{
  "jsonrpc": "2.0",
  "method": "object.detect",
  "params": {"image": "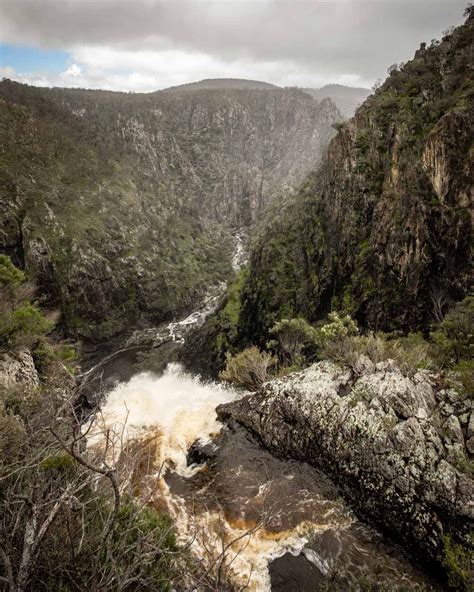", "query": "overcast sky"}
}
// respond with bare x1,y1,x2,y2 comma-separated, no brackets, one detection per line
0,0,468,92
